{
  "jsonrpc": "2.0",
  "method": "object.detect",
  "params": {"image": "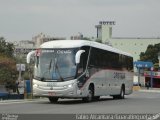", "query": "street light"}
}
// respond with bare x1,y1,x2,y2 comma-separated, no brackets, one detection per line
150,67,154,88
158,52,160,68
